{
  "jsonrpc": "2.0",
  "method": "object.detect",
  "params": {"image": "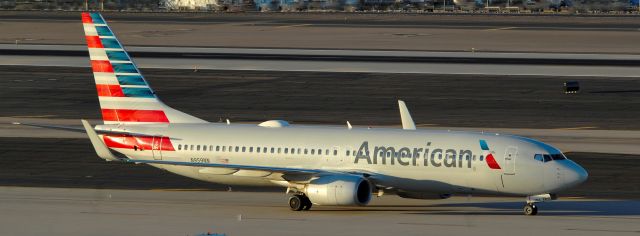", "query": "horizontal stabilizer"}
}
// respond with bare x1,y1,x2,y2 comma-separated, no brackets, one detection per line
81,119,121,162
